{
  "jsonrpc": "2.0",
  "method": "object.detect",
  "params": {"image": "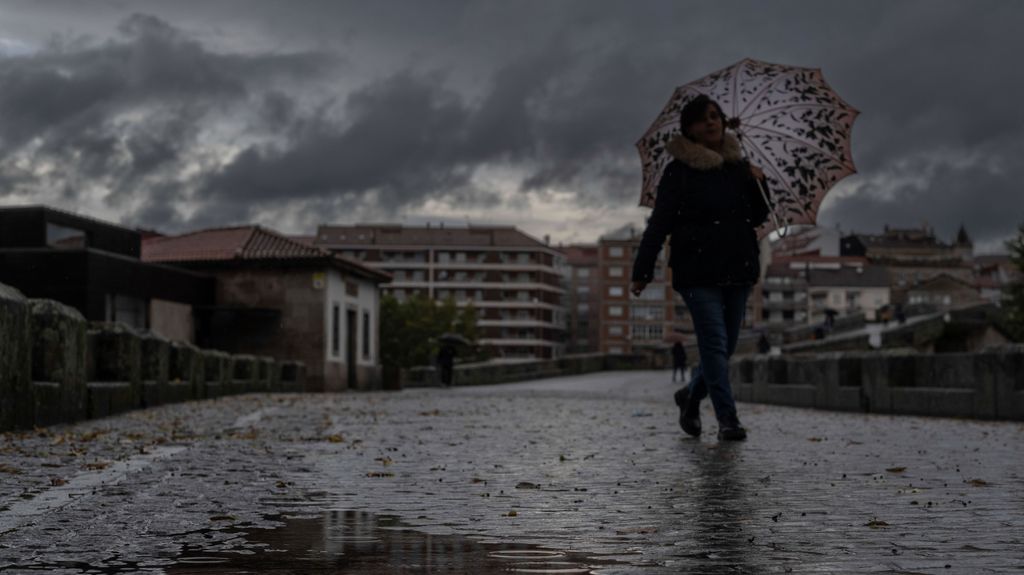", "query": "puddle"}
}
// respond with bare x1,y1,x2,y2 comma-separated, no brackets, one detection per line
166,510,620,574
